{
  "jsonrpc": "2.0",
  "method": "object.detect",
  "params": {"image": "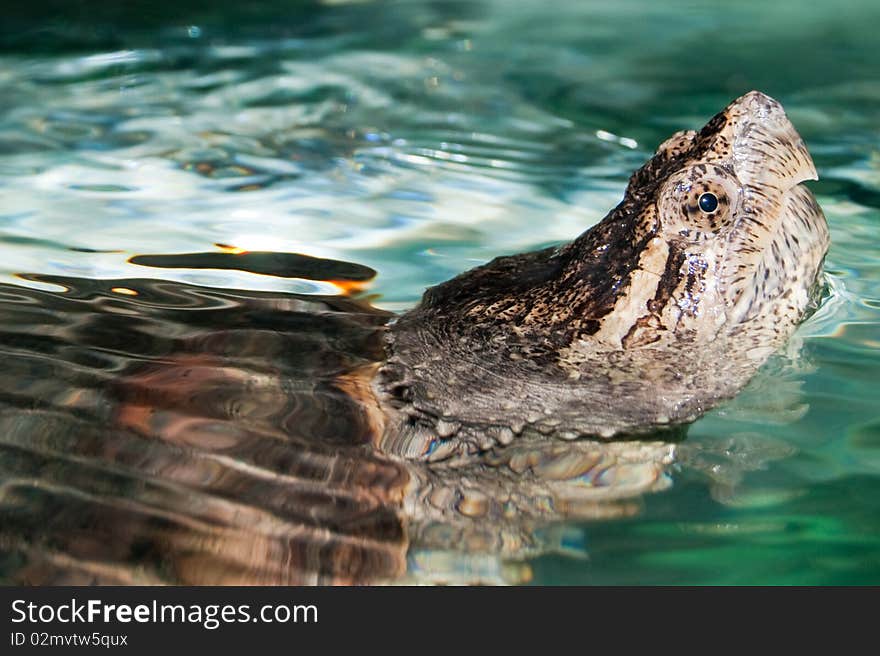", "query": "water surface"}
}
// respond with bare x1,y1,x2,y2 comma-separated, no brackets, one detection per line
1,0,879,584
